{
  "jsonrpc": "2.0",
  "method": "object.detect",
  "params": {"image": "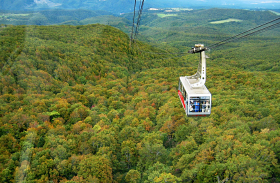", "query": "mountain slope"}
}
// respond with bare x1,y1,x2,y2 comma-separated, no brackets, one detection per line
0,23,280,182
